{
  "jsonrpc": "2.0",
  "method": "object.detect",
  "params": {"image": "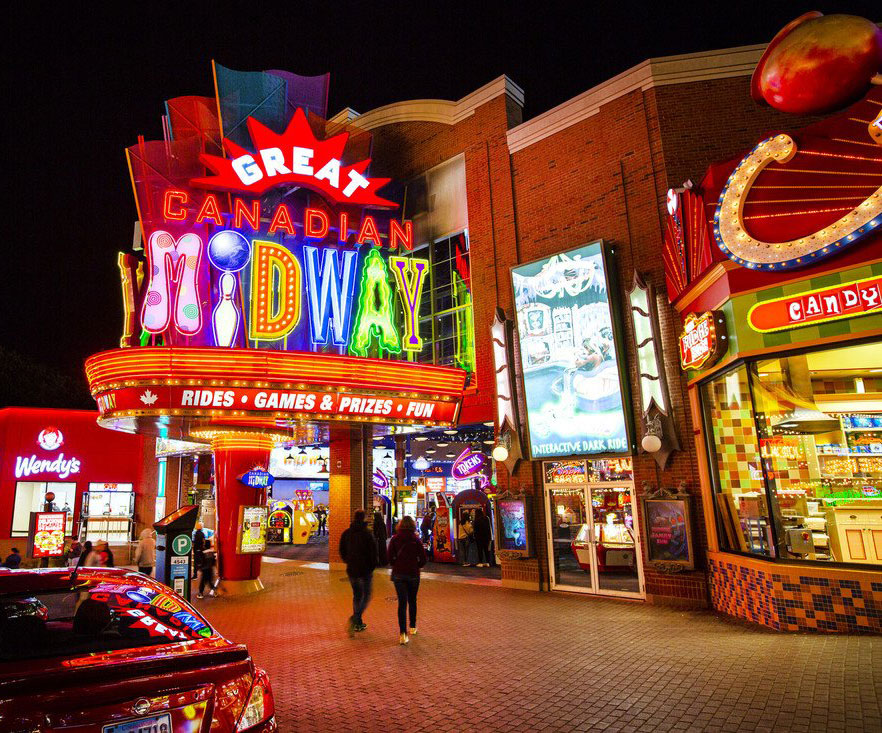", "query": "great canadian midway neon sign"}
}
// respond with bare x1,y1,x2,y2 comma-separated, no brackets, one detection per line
128,107,433,358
